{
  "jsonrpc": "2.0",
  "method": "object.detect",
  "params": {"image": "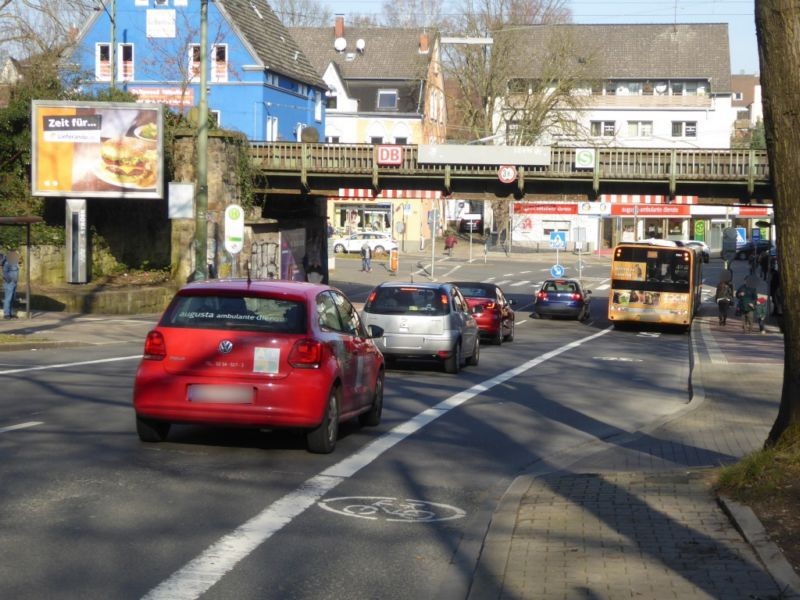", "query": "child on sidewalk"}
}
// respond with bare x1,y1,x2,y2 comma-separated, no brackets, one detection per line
755,296,768,334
